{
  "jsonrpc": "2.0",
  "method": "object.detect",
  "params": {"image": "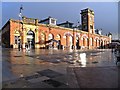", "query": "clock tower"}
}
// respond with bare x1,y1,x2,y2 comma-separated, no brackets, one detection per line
81,8,95,34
